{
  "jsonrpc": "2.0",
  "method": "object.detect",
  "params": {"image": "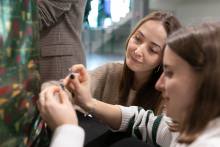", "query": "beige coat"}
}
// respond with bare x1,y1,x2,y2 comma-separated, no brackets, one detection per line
38,0,87,83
